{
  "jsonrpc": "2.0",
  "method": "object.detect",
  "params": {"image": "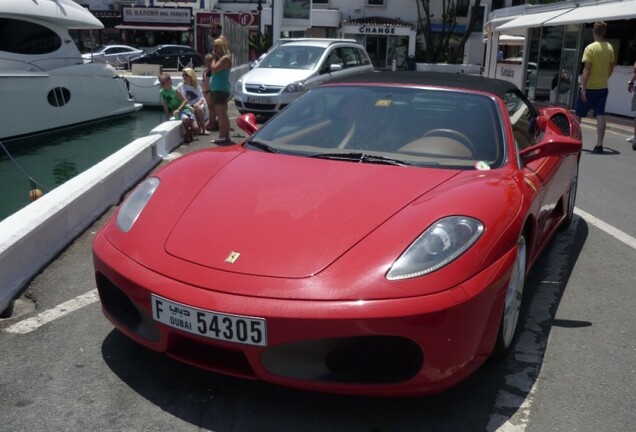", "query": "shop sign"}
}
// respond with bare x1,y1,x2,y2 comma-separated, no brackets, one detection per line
122,6,191,24
359,26,396,35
